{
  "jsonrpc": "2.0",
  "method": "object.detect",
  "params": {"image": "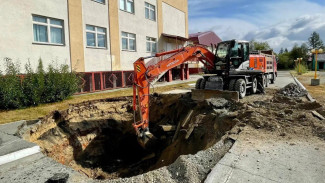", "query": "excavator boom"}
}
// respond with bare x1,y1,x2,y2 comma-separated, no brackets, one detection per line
132,45,215,148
